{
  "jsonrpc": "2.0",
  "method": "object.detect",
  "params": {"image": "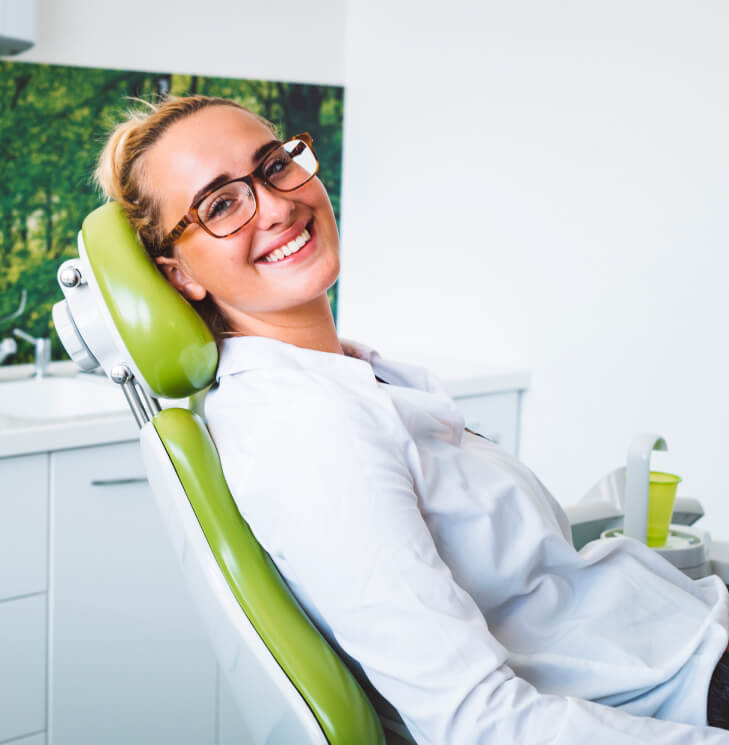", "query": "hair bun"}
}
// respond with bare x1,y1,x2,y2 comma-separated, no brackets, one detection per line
95,117,140,205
